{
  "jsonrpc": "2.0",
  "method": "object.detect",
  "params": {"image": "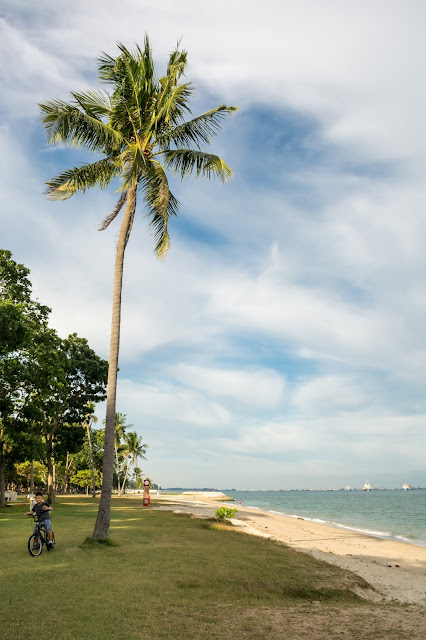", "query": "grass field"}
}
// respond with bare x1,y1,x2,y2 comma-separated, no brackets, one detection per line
1,496,424,639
